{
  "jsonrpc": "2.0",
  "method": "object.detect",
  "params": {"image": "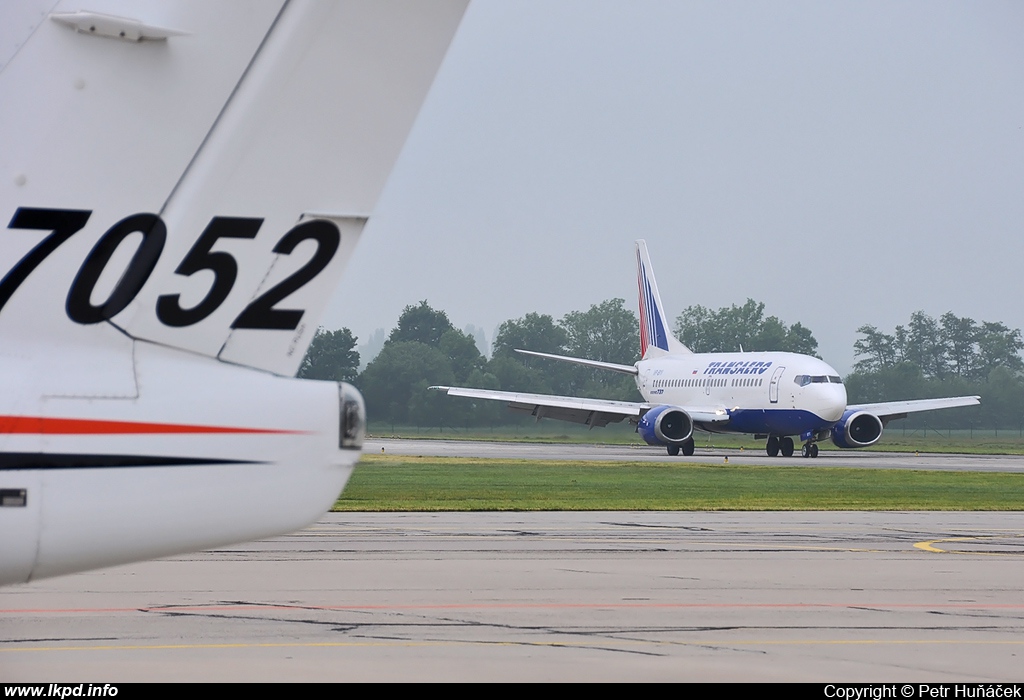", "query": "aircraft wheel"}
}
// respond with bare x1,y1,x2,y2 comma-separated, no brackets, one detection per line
801,443,811,458
682,438,695,456
810,443,819,458
766,436,780,457
667,444,680,456
781,437,794,457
